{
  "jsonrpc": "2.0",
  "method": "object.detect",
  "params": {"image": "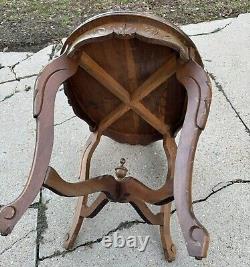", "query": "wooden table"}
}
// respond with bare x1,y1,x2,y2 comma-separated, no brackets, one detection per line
0,11,212,262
